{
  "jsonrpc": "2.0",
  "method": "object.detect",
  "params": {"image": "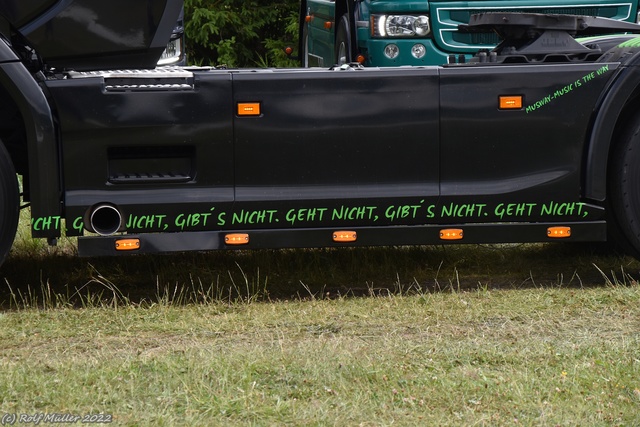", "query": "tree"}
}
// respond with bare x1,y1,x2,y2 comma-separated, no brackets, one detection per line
184,0,300,67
